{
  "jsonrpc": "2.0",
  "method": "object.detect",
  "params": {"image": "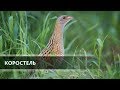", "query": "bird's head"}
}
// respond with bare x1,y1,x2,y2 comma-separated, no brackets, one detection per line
57,15,73,26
